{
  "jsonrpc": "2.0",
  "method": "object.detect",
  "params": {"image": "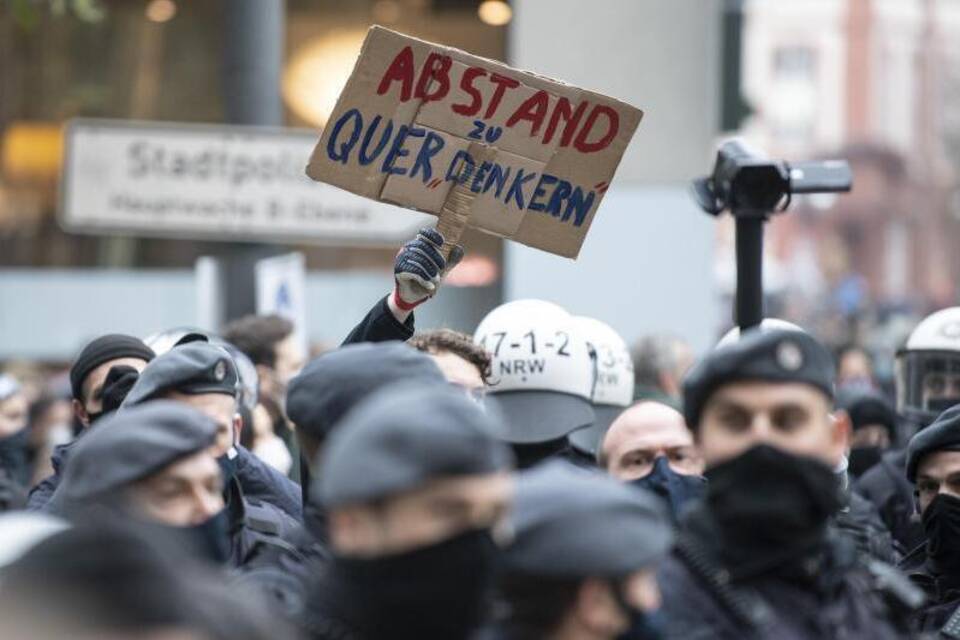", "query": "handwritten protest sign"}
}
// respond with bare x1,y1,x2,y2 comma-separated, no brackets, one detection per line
306,26,643,259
